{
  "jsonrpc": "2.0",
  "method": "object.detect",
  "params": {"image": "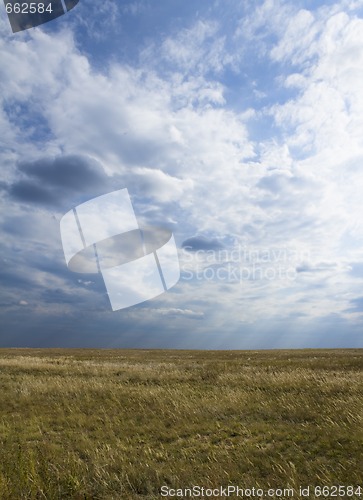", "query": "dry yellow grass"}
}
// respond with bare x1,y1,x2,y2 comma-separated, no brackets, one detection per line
0,348,362,499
